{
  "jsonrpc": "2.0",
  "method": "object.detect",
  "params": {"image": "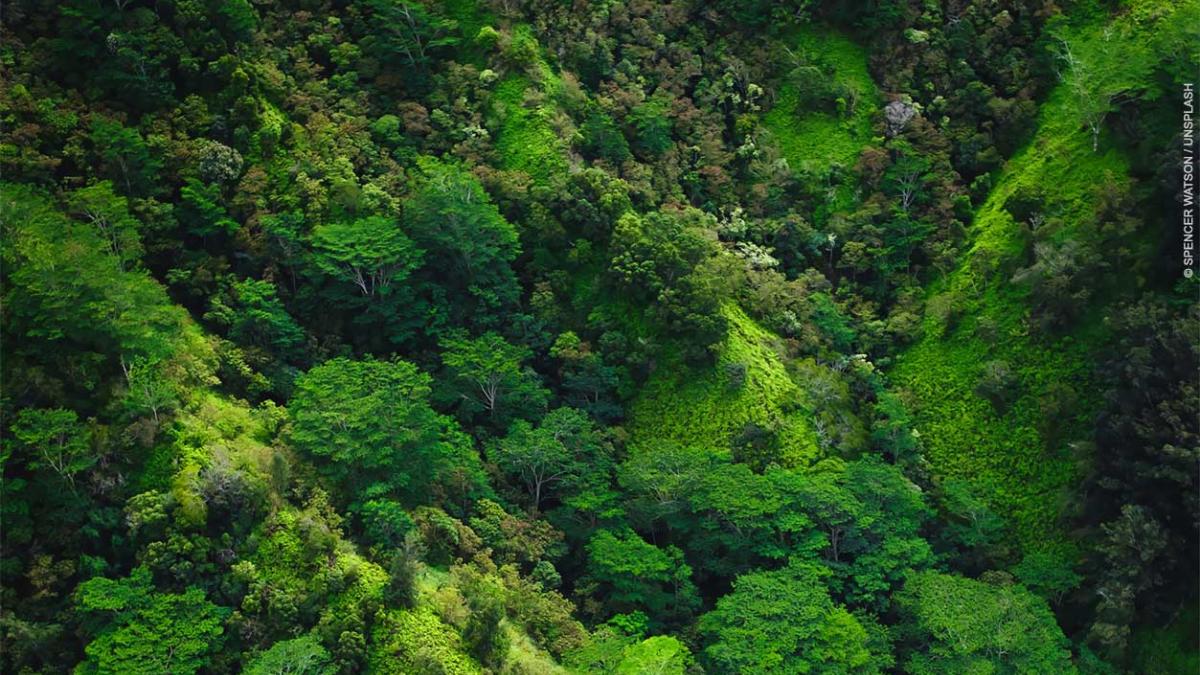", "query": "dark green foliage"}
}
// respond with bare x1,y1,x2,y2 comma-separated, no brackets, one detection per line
88,120,163,197
582,528,700,627
404,159,521,329
609,209,732,359
493,407,612,513
580,109,632,164
180,178,238,238
308,216,423,298
1,0,1195,671
221,279,307,363
627,96,673,157
9,408,94,491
